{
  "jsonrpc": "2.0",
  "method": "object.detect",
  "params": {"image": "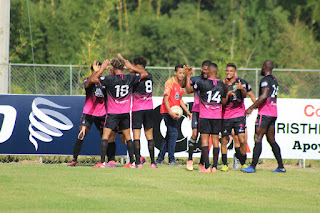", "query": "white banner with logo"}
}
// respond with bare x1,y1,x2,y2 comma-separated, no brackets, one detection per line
140,97,320,160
